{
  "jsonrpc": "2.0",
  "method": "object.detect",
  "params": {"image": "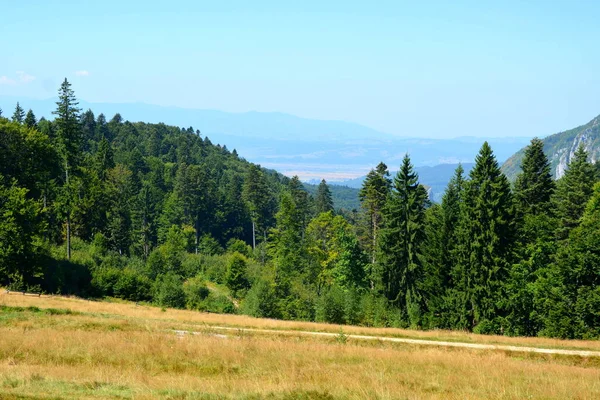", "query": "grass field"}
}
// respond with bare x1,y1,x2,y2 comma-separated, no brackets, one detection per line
1,292,600,399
